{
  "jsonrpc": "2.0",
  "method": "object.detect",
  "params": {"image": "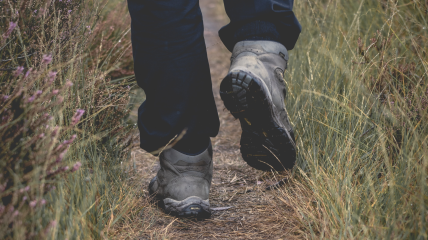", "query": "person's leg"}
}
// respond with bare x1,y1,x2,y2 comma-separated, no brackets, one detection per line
127,0,219,218
219,0,301,171
220,0,301,52
127,0,219,155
